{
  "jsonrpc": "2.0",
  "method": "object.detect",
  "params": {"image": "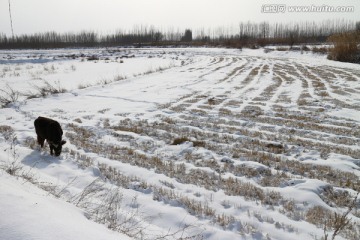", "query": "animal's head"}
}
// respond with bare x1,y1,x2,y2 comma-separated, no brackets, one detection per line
51,140,67,156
